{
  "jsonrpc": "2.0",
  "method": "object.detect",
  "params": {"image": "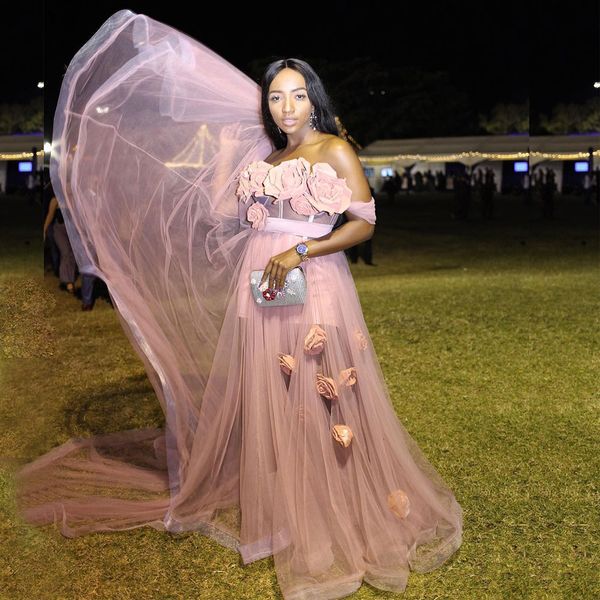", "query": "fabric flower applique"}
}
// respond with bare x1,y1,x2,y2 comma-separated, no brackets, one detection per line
236,160,272,203
306,163,353,215
289,192,320,216
246,201,269,230
315,373,338,401
278,353,295,375
338,366,357,387
354,329,368,351
387,489,411,520
331,424,353,447
304,324,327,355
263,157,311,202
